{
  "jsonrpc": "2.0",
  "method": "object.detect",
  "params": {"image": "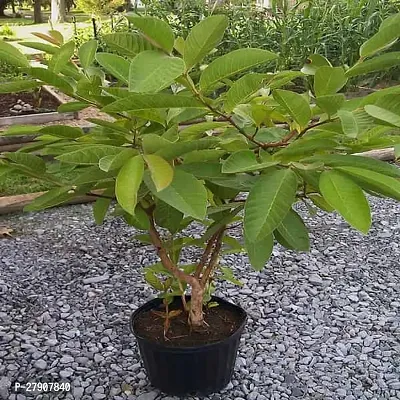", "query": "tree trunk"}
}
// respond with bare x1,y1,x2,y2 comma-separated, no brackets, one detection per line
33,0,42,23
11,0,15,14
189,283,205,328
0,0,9,16
51,0,66,23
